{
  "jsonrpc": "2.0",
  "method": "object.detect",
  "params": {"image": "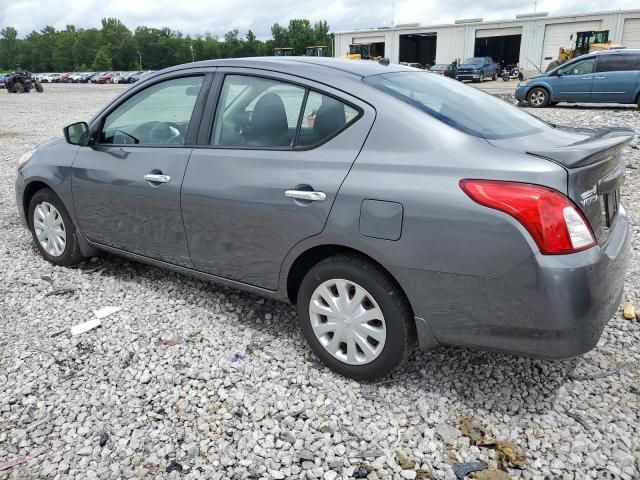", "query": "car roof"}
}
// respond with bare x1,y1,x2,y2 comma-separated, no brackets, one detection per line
590,48,640,56
159,56,413,80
